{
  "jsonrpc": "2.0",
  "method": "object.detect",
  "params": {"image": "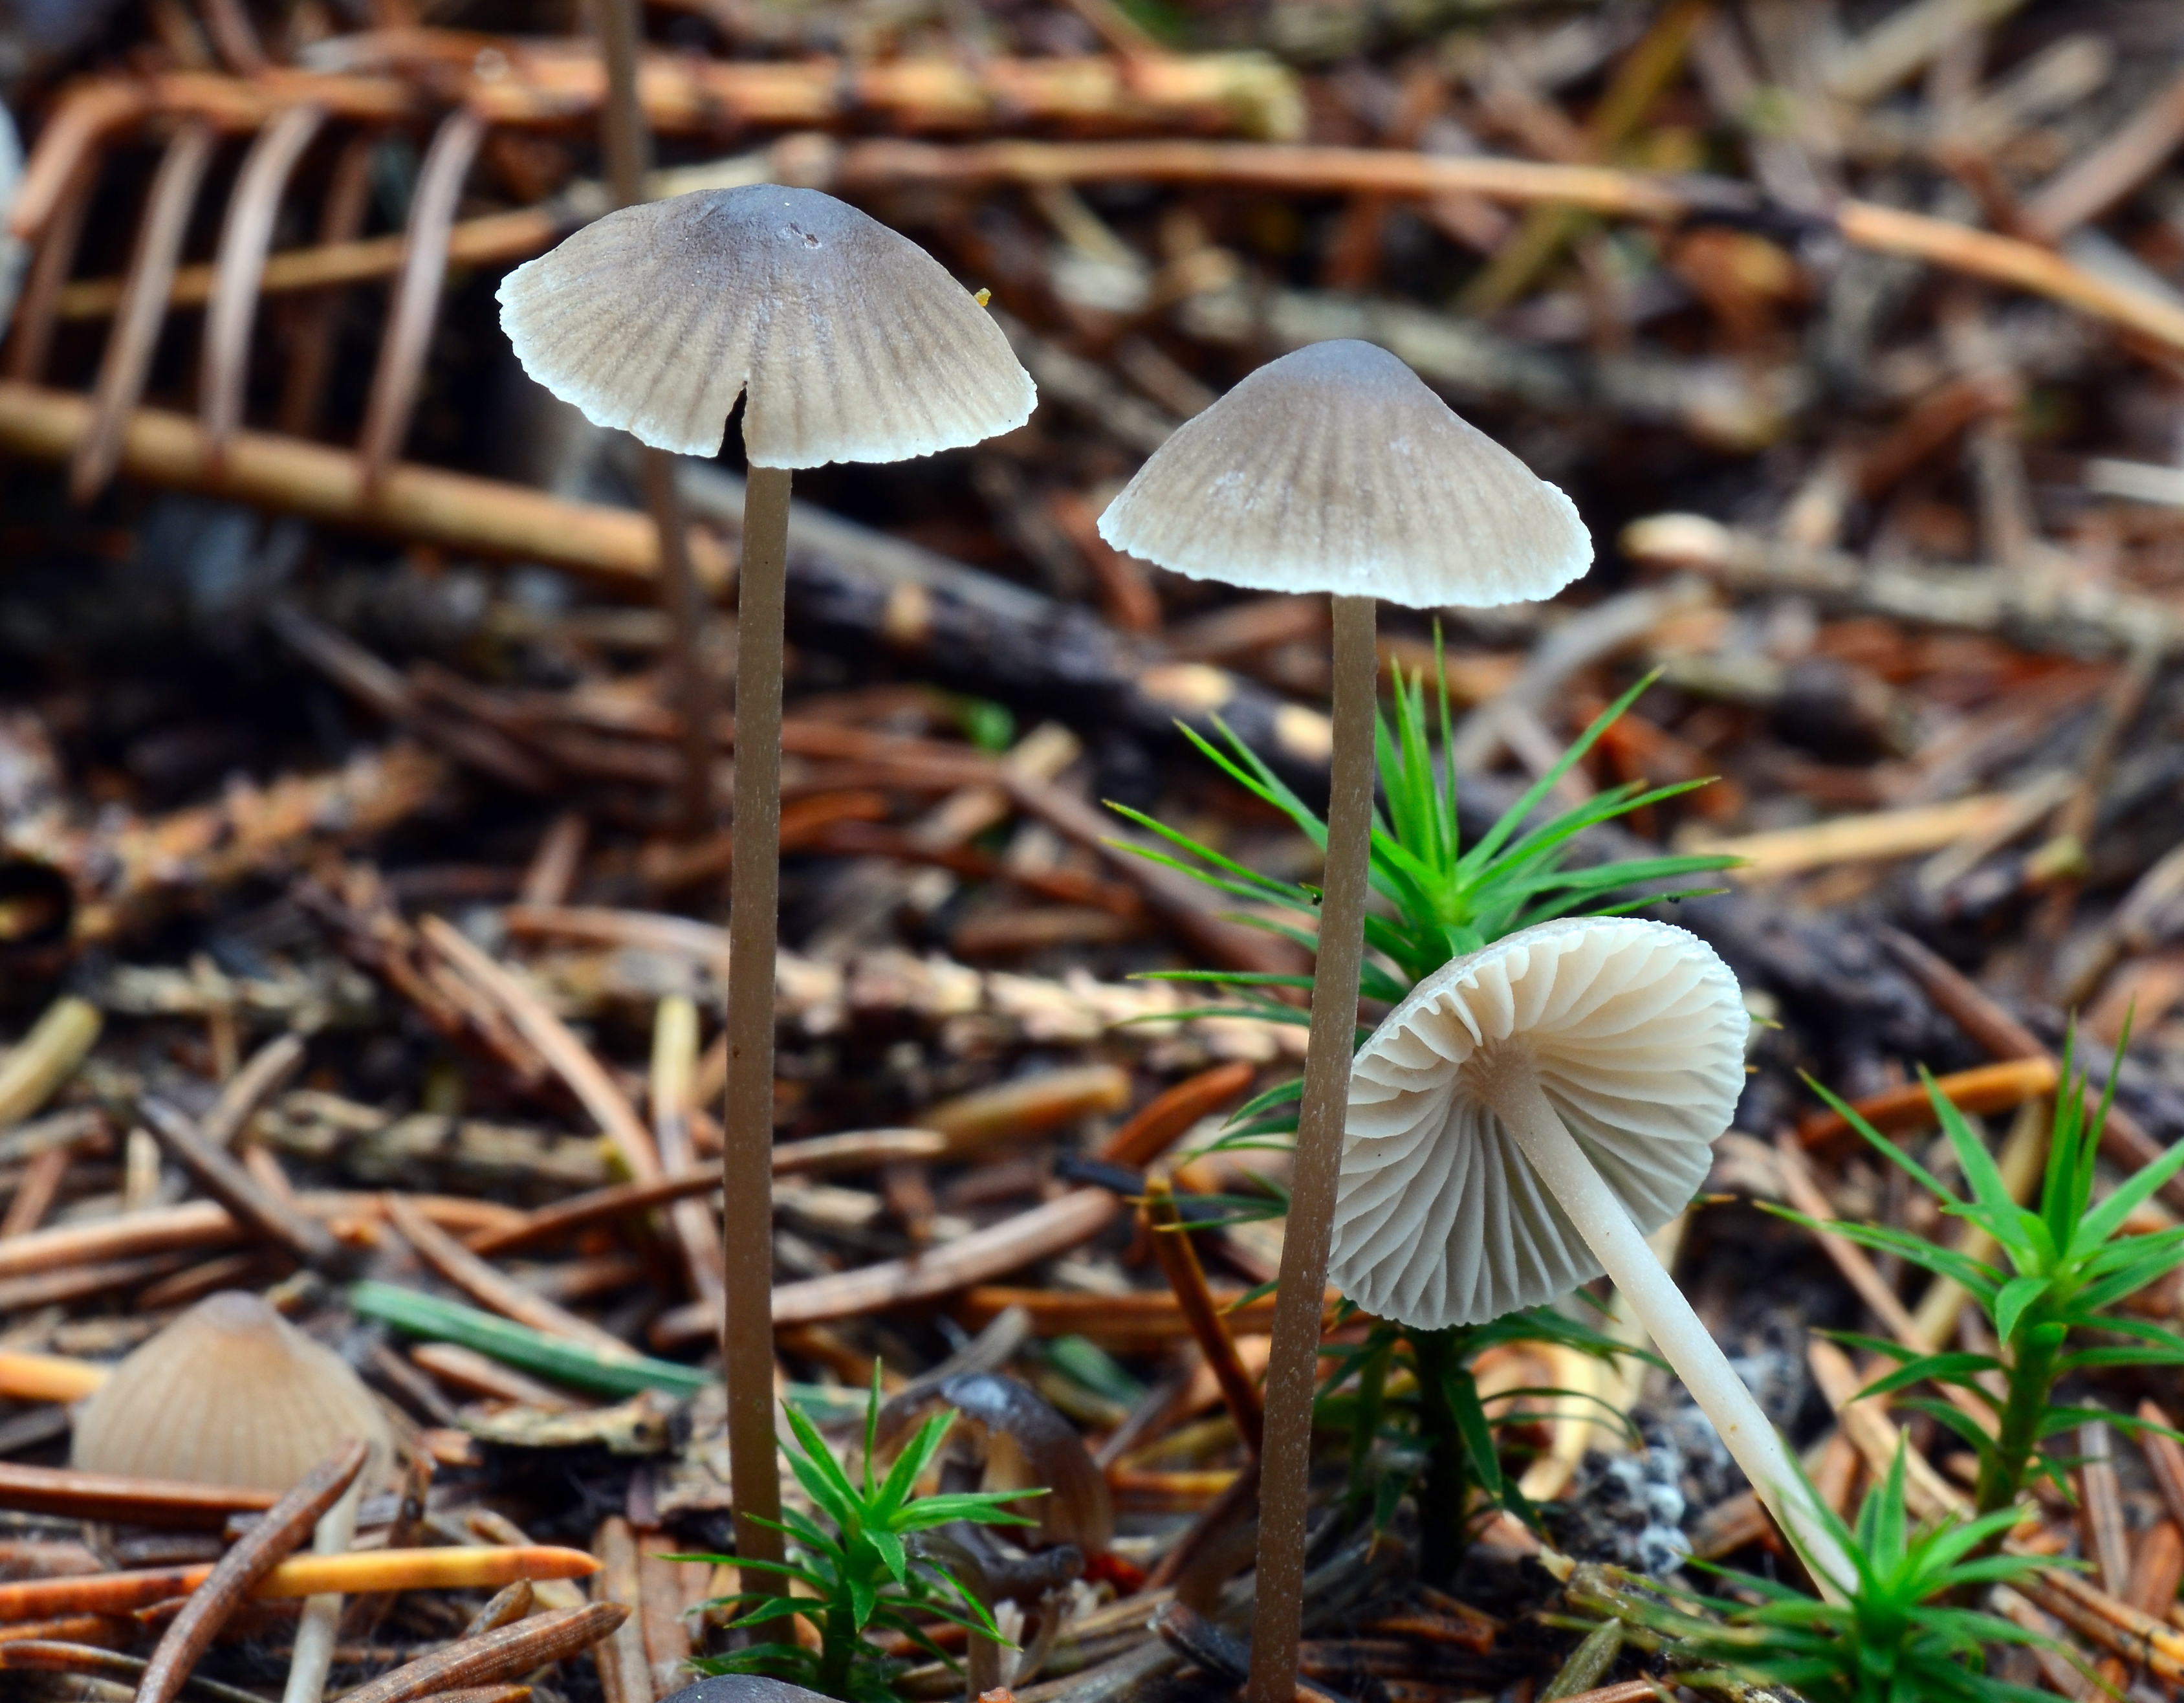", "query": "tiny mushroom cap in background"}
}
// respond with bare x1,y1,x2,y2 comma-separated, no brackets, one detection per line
1331,916,1742,1326
1095,338,1589,609
71,1291,391,1493
875,1371,1112,1555
496,184,1036,467
933,1372,1113,1556
1329,916,1853,1596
